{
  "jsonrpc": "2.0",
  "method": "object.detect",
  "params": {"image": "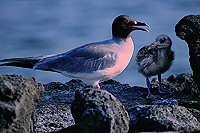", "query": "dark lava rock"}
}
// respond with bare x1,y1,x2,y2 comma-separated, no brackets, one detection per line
35,80,82,132
151,73,200,97
37,80,82,107
0,74,44,133
151,73,200,111
175,14,200,89
129,105,200,132
35,105,74,133
36,73,200,133
70,88,130,133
